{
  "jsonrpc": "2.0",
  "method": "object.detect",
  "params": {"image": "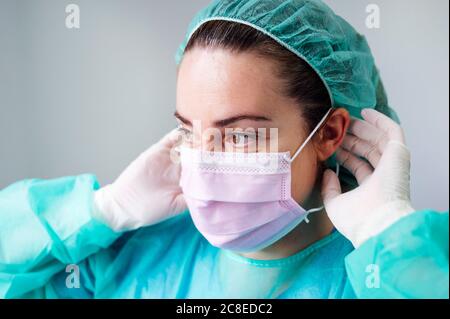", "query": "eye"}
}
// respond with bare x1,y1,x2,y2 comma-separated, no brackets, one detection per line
226,131,257,147
176,125,193,144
